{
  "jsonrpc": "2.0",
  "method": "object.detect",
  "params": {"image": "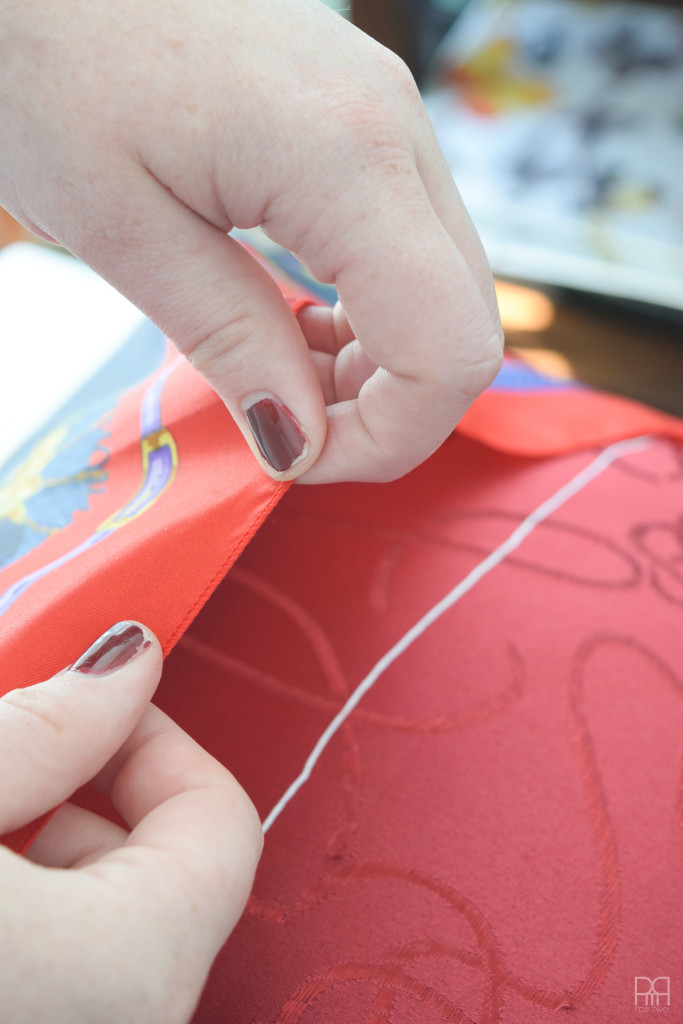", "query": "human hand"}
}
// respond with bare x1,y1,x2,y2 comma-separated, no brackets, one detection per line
0,0,503,483
0,622,262,1024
